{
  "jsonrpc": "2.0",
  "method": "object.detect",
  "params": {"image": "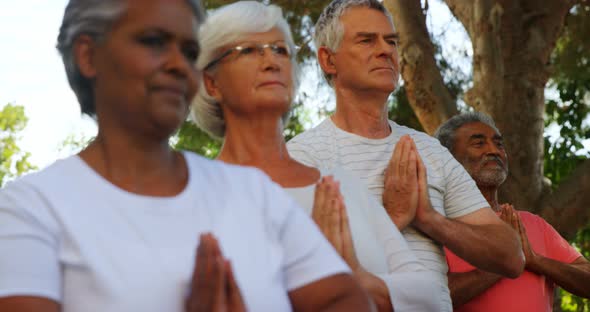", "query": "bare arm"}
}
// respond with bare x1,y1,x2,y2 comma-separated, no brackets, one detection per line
288,273,375,312
528,256,590,298
516,211,590,298
447,270,502,308
0,297,60,312
416,206,523,277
